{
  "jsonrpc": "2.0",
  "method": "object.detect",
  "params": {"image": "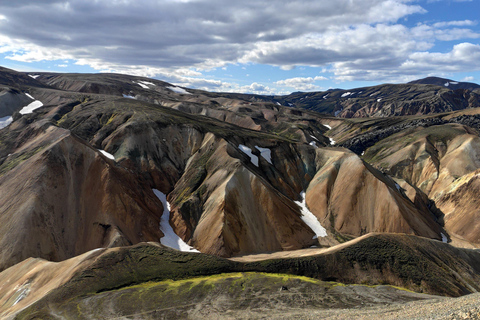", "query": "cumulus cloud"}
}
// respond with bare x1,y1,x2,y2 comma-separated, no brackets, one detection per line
0,1,424,72
275,76,328,91
0,0,478,87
